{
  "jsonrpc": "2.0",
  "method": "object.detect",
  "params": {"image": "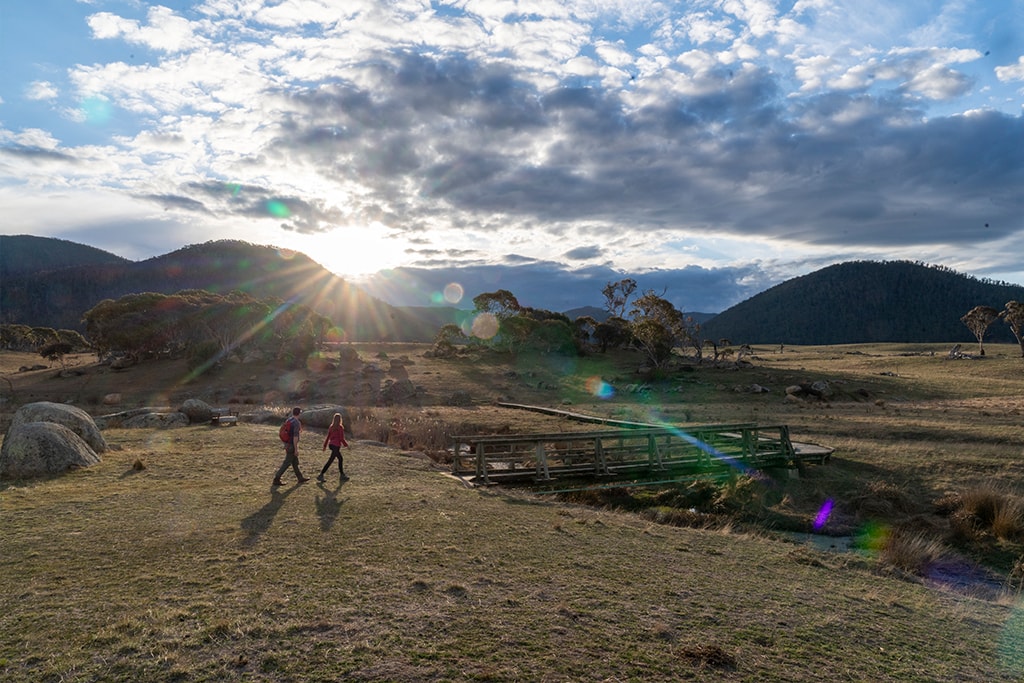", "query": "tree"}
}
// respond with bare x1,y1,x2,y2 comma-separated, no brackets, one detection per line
497,315,538,356
1001,301,1024,358
472,290,521,321
82,292,200,361
39,341,74,371
960,305,1000,356
431,324,467,358
531,319,575,354
573,315,598,350
601,278,637,319
593,316,630,353
629,290,687,368
0,324,37,351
